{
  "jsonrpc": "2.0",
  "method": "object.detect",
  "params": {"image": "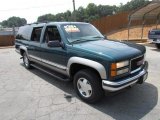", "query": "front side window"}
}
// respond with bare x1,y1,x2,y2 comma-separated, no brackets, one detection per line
43,26,61,43
61,23,104,43
31,27,43,42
